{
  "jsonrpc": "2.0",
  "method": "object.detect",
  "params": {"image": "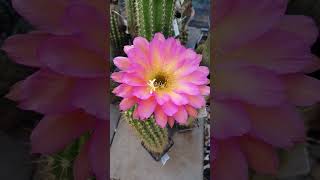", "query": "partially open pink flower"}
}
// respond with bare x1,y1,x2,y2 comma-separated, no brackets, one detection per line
212,0,320,178
2,0,108,179
111,33,210,127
